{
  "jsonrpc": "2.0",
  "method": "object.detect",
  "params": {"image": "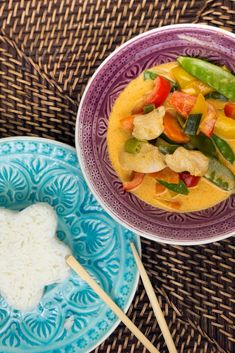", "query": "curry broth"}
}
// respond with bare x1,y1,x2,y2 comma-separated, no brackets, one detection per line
107,62,231,212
